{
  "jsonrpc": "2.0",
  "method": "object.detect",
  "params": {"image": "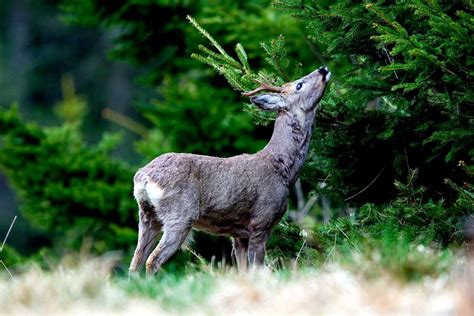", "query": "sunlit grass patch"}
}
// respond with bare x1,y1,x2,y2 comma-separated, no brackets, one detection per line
120,268,215,311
